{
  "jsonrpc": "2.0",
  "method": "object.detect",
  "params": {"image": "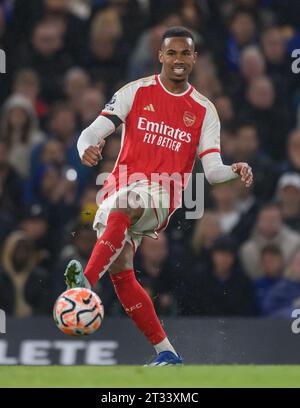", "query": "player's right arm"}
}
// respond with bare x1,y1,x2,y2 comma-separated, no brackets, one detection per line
77,83,136,166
